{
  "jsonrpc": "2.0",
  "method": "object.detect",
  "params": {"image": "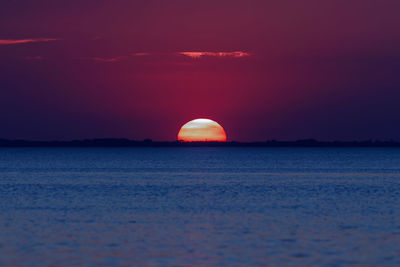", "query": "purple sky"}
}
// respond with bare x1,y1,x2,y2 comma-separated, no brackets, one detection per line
1,0,400,141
